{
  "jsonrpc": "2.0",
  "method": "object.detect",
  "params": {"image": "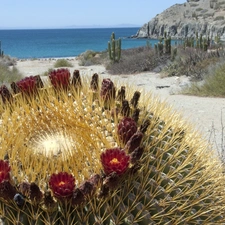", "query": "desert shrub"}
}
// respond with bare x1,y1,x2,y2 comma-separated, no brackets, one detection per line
78,50,108,66
54,59,73,68
42,68,54,76
190,3,199,7
182,61,225,97
214,16,224,20
196,7,203,11
107,46,167,75
0,63,23,85
219,0,225,5
0,55,17,67
204,12,215,17
165,46,223,80
201,9,208,13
